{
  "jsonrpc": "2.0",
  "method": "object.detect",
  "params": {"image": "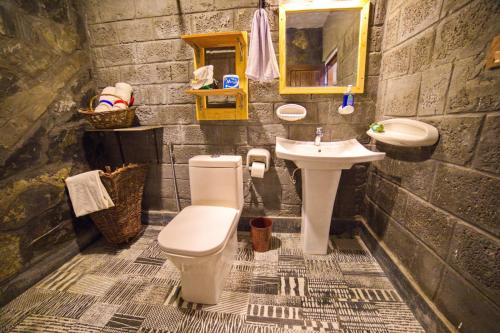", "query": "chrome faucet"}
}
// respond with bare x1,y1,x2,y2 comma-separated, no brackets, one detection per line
314,127,323,146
